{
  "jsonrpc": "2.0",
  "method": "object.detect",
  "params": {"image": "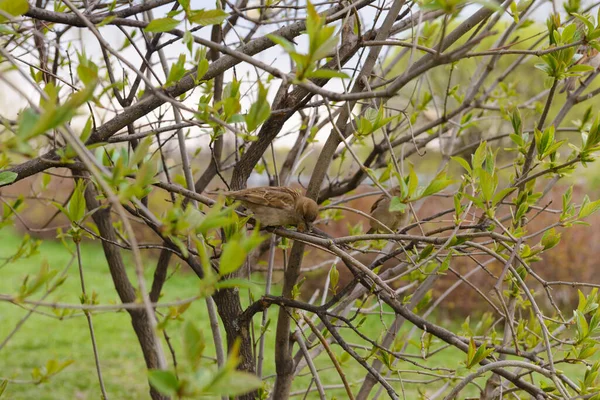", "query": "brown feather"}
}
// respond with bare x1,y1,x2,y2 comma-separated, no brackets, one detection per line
223,187,300,210
368,187,408,233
